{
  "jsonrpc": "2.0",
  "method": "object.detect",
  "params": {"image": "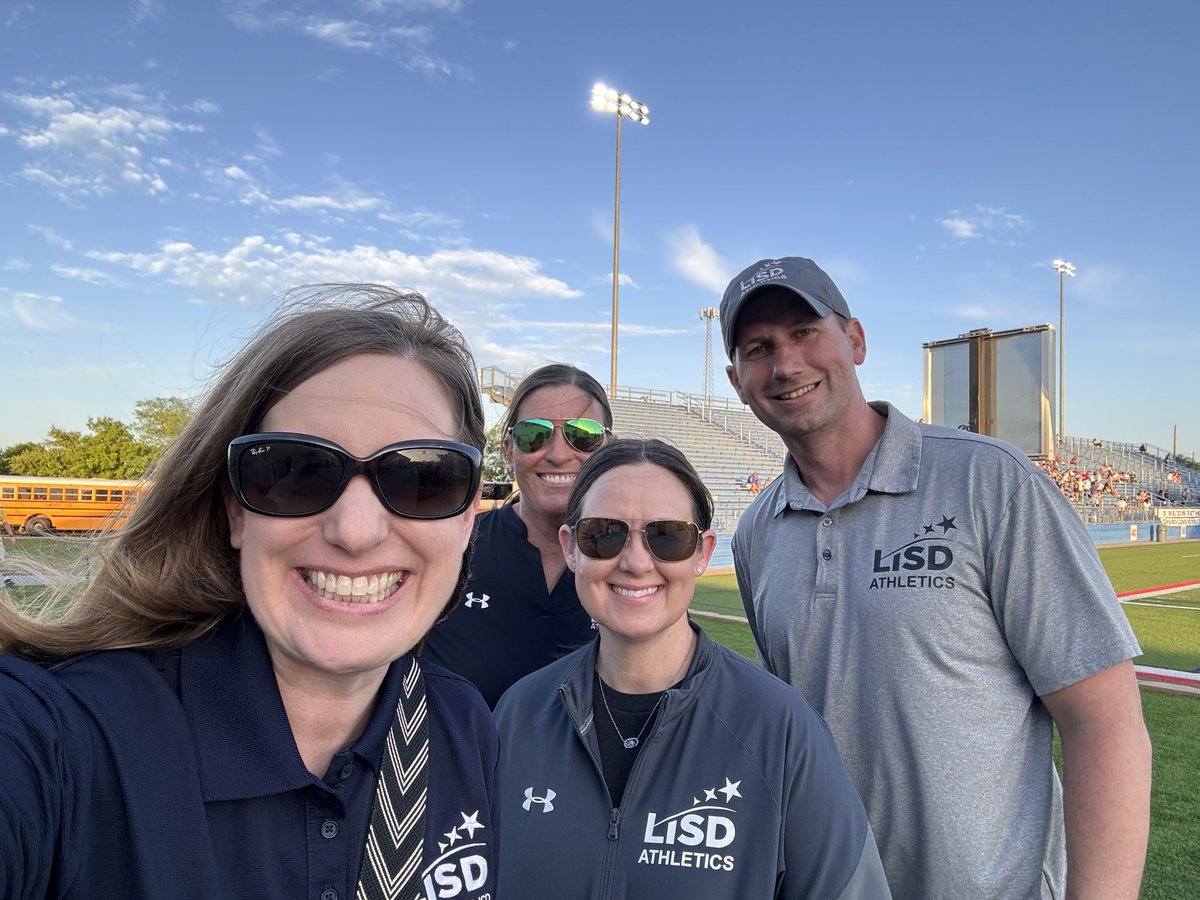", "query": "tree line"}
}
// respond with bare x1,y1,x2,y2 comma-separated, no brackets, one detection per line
2,398,515,483
0,398,193,479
